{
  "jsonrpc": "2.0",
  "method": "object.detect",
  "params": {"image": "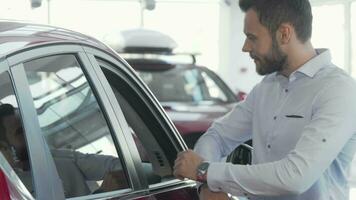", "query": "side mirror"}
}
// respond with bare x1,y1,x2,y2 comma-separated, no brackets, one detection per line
226,140,252,165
